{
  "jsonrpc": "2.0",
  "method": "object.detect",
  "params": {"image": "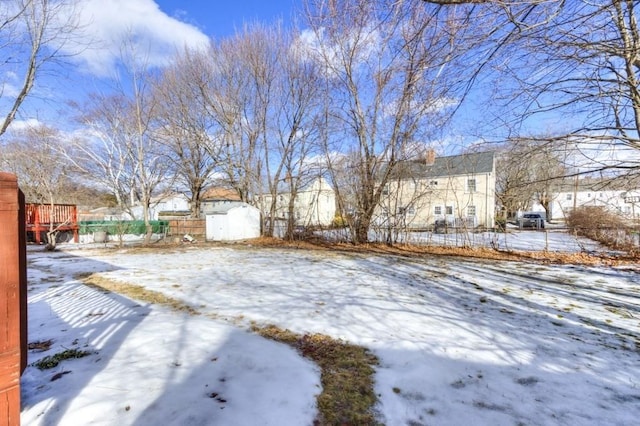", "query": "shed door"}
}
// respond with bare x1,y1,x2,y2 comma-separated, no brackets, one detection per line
205,214,227,241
